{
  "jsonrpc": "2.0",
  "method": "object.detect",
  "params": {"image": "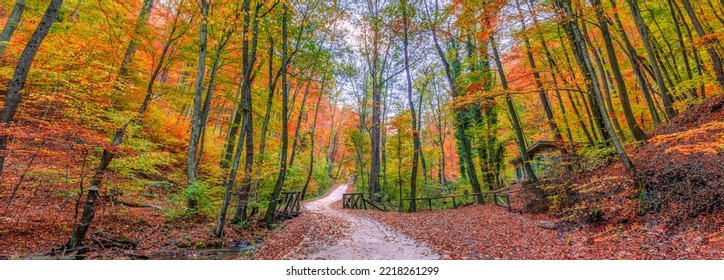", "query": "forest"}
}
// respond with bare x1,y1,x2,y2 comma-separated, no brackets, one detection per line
0,0,722,259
